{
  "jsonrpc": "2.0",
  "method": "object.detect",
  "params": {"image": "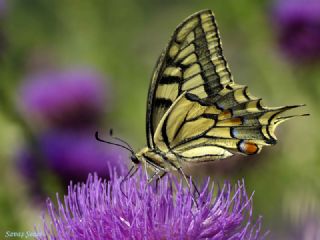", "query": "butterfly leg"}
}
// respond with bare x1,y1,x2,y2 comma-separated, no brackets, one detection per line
177,167,199,208
155,171,167,192
120,165,139,198
147,169,166,184
144,169,166,193
143,157,167,187
177,168,200,197
147,169,161,184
